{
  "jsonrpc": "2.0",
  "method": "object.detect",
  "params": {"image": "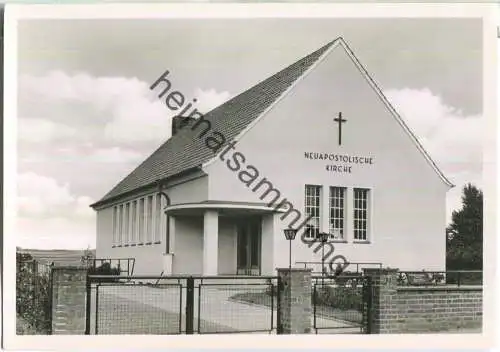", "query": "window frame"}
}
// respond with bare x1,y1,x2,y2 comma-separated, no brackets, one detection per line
131,200,137,245
353,188,370,242
138,198,145,245
124,202,130,246
118,204,124,246
112,206,118,247
304,184,322,240
154,194,162,244
146,195,153,245
329,186,347,241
